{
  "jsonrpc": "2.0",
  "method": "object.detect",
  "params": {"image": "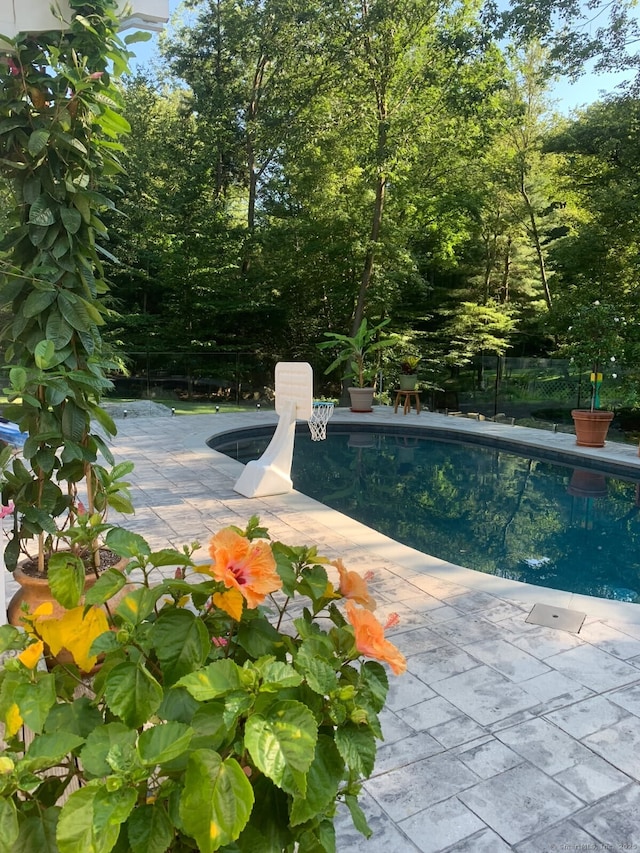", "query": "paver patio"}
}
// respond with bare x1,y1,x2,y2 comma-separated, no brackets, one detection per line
16,406,638,852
